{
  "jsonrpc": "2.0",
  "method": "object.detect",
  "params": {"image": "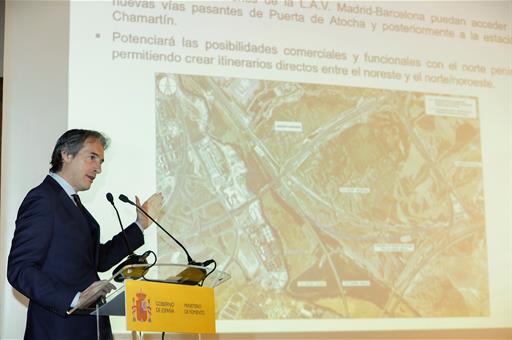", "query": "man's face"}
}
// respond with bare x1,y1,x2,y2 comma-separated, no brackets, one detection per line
58,137,105,192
